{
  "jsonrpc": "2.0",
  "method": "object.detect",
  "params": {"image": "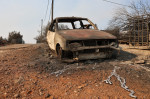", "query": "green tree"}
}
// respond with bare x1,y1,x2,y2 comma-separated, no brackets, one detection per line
8,31,23,44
